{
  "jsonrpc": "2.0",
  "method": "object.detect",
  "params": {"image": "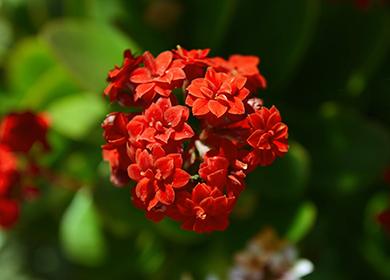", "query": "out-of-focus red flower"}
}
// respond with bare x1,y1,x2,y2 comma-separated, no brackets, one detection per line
210,55,266,92
130,51,185,102
0,145,18,196
175,183,234,233
378,208,390,234
128,146,190,210
0,111,50,154
104,50,143,107
186,68,250,120
127,98,194,148
245,106,289,167
0,199,19,229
